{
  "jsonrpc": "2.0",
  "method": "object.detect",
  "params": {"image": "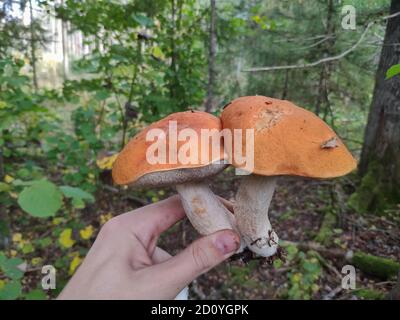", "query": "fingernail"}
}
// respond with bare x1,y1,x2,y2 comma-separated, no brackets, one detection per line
214,231,240,255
